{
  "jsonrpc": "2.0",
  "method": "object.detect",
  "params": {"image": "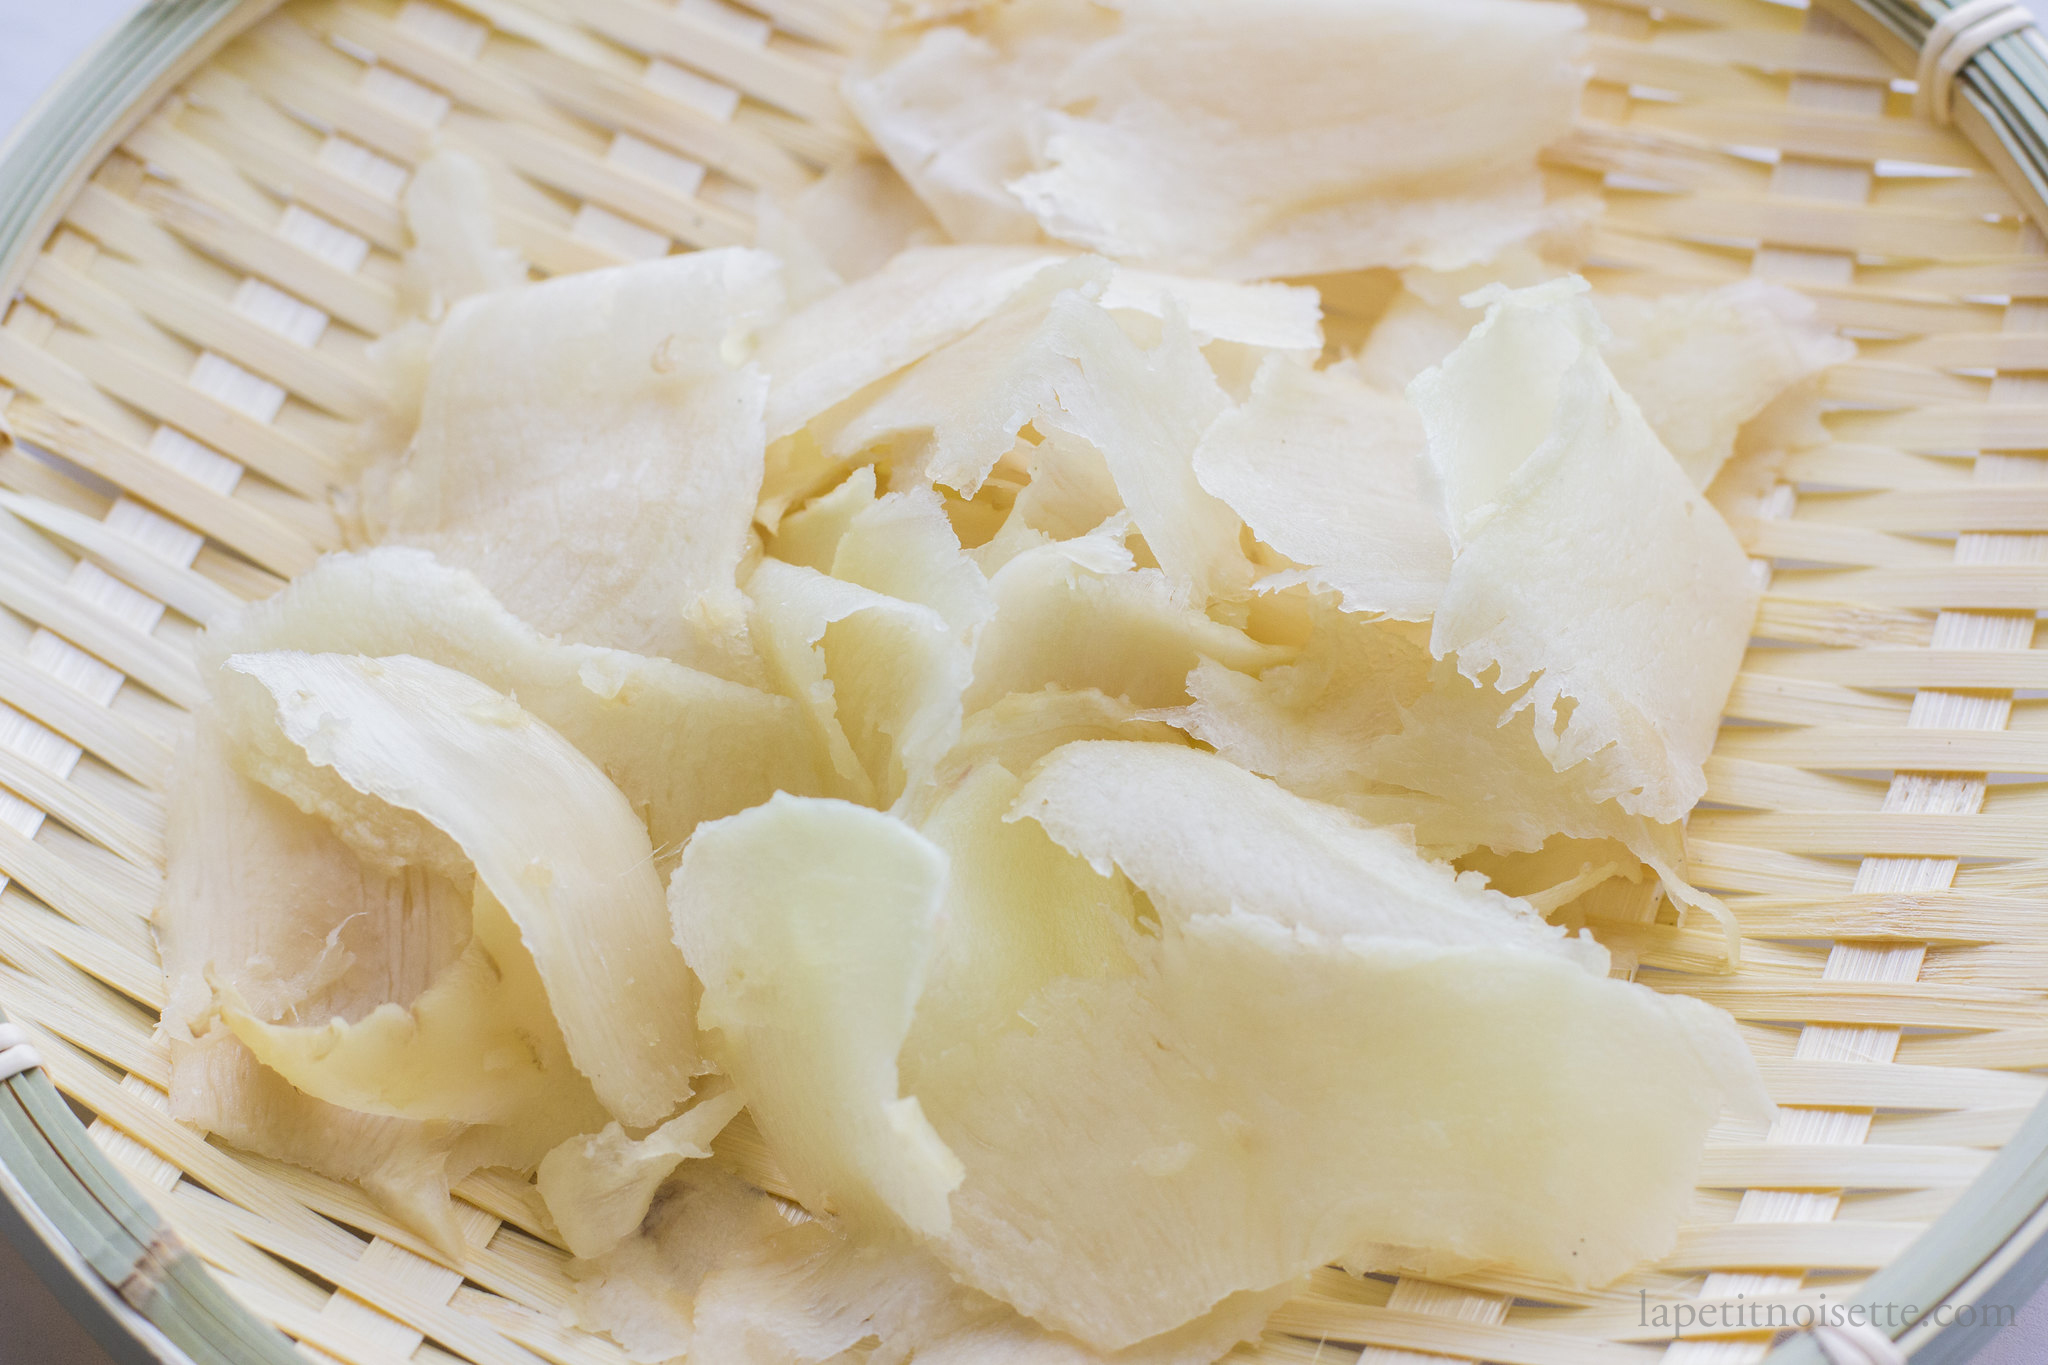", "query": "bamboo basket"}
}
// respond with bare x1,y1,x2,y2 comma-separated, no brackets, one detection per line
8,0,2048,1361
